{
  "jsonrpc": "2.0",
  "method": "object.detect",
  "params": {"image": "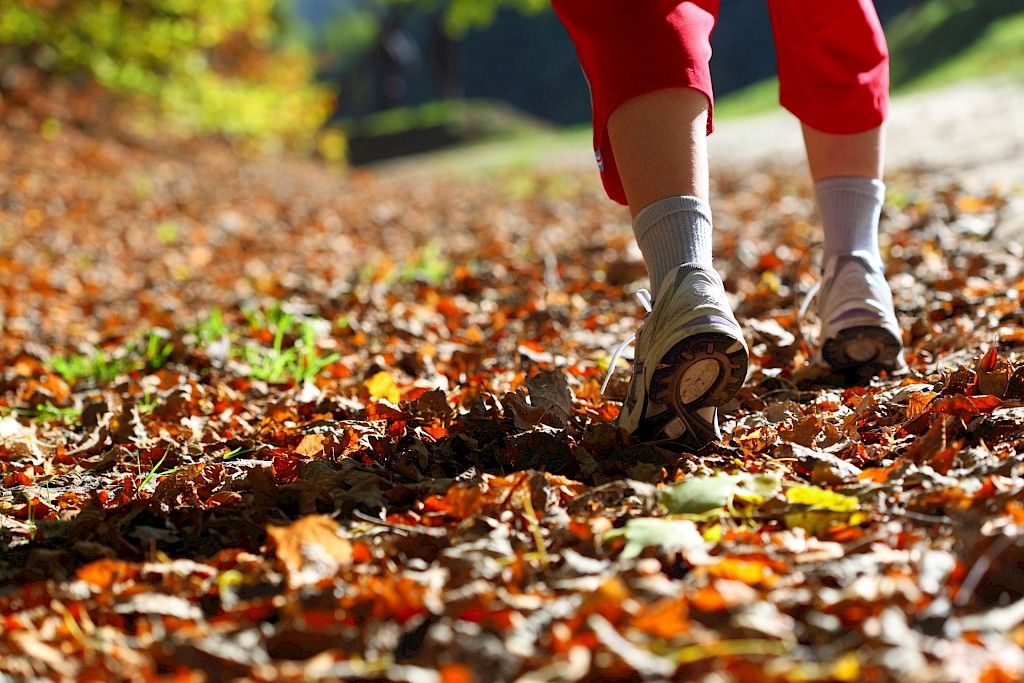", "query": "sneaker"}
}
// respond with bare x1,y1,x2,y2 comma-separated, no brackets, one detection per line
813,251,906,380
603,264,749,448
